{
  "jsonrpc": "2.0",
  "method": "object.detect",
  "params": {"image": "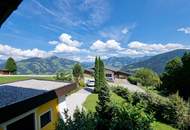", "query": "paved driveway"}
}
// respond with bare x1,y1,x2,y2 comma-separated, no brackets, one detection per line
65,78,144,117
65,87,93,116
109,79,145,93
